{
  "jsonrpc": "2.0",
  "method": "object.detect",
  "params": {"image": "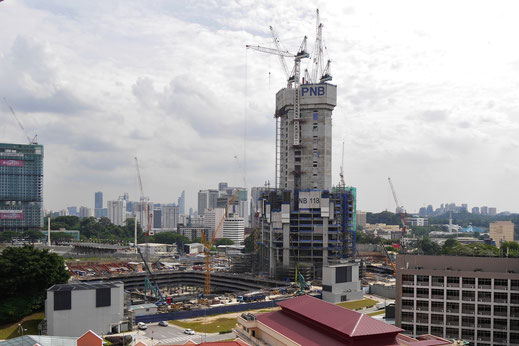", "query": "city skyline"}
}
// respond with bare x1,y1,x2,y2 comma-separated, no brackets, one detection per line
2,1,519,213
